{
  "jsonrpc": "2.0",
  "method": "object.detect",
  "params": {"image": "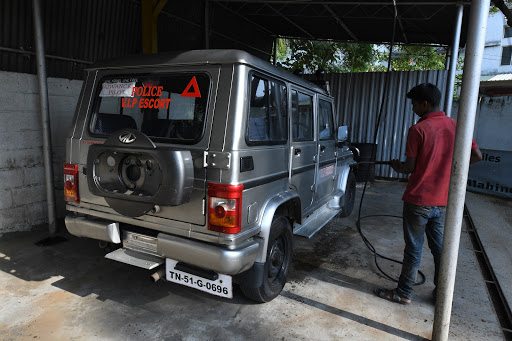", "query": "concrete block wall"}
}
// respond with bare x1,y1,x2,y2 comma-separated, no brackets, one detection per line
0,71,83,234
